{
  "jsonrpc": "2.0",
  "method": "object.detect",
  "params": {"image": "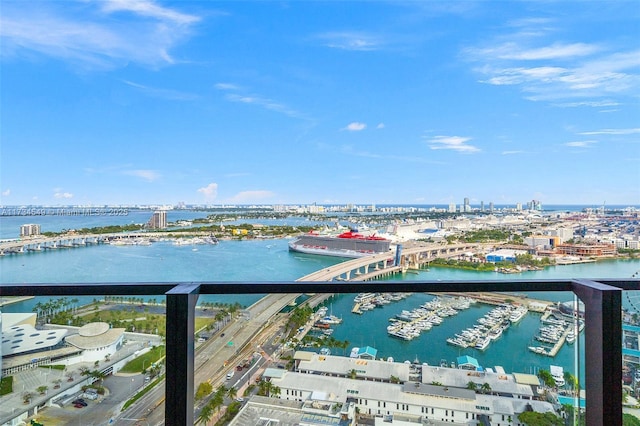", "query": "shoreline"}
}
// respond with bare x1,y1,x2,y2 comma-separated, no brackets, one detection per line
0,296,34,307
